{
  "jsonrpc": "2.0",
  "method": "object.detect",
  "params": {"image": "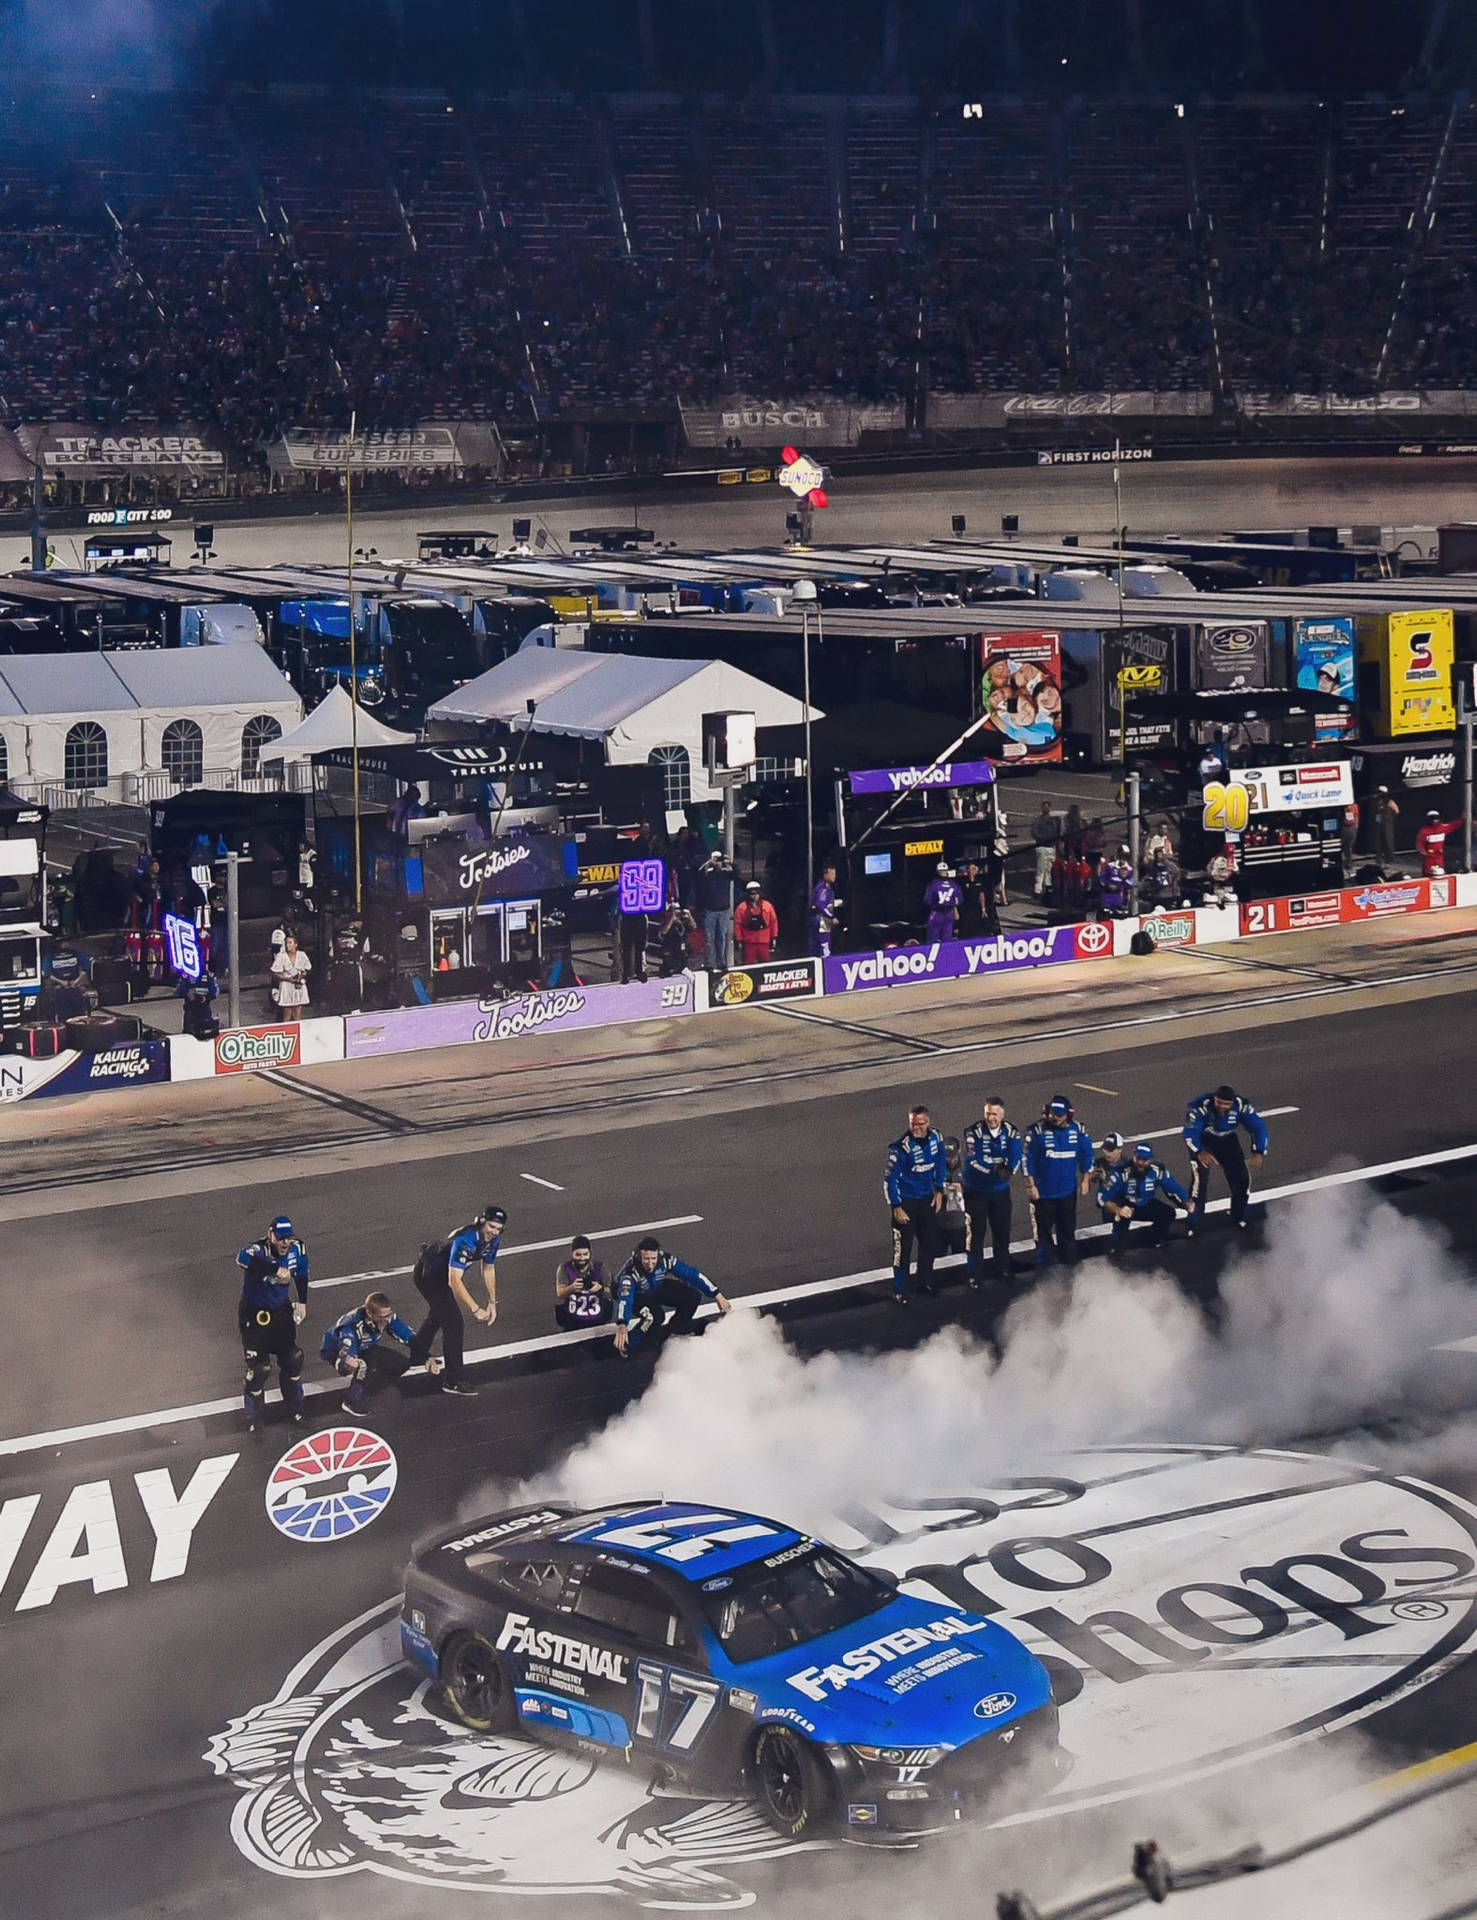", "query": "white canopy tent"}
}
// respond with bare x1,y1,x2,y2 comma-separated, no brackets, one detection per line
259,683,417,762
427,650,817,803
0,649,301,800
